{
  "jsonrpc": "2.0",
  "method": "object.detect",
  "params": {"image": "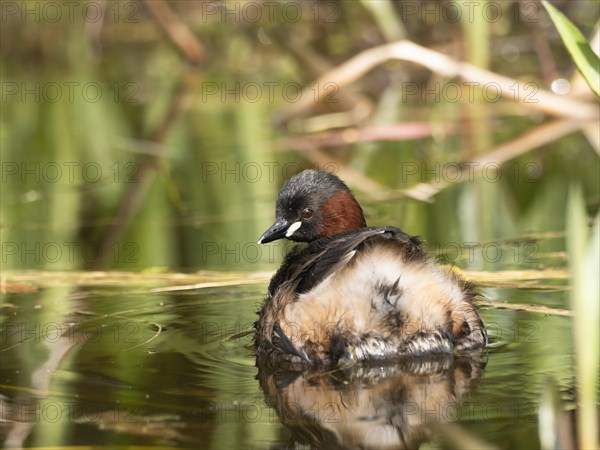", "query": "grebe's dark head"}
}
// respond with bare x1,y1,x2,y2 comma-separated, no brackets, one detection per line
258,169,367,244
